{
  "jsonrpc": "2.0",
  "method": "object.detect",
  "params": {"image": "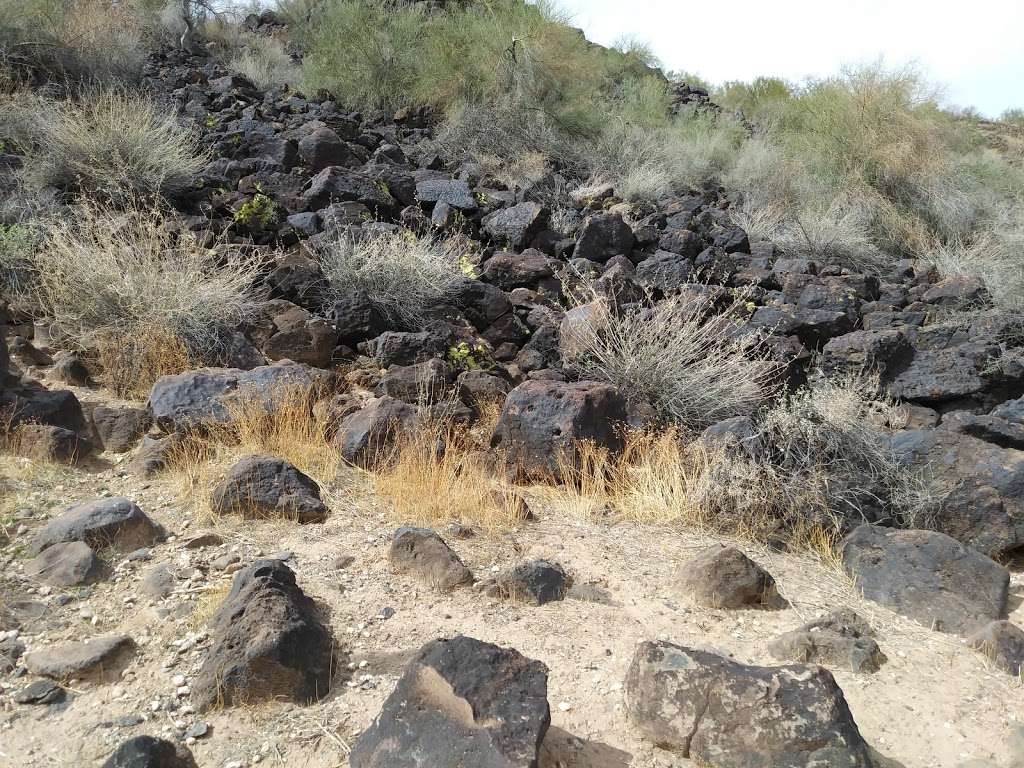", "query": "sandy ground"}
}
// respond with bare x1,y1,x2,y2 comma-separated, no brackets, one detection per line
2,396,1024,768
